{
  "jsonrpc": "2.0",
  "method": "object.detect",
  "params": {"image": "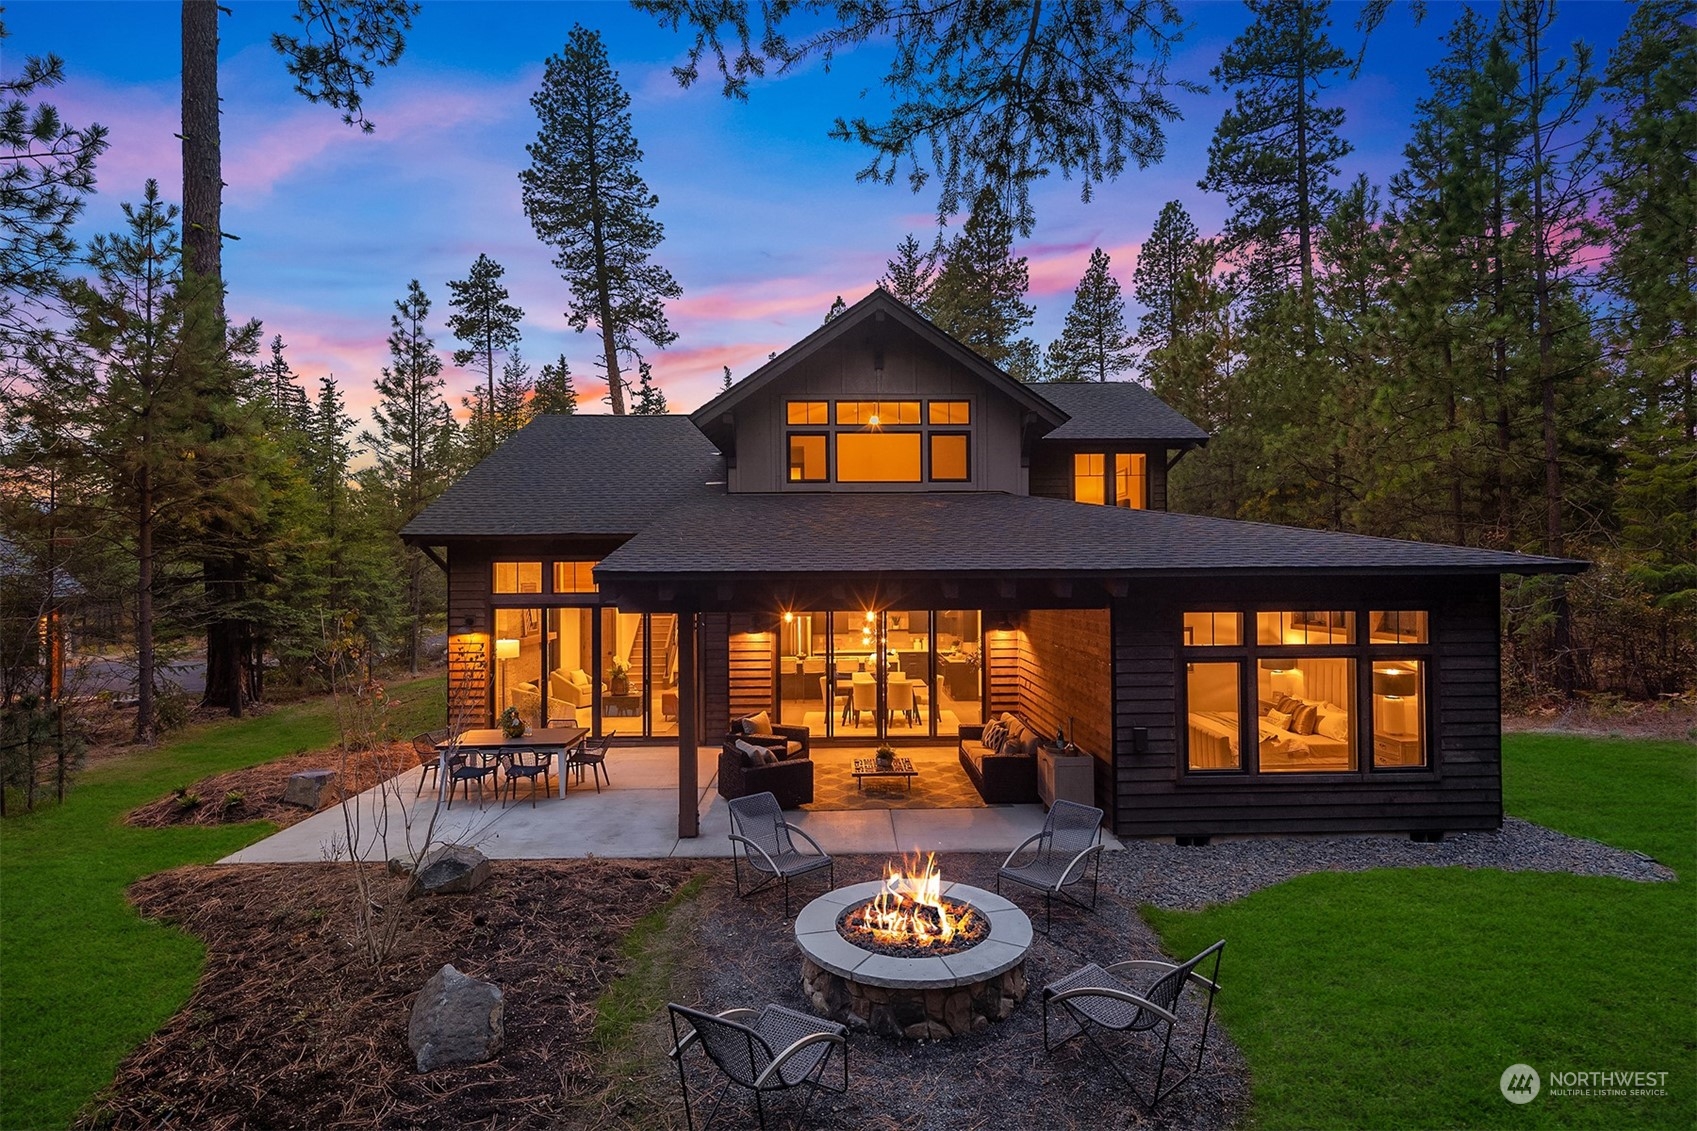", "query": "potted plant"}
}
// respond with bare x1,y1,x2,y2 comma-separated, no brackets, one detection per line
874,742,896,769
609,657,631,697
499,706,526,739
